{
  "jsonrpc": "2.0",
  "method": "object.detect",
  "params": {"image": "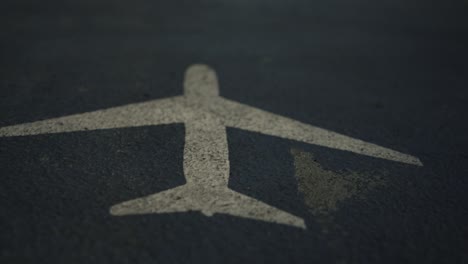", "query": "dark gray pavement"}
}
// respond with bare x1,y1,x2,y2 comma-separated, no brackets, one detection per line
1,0,468,263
